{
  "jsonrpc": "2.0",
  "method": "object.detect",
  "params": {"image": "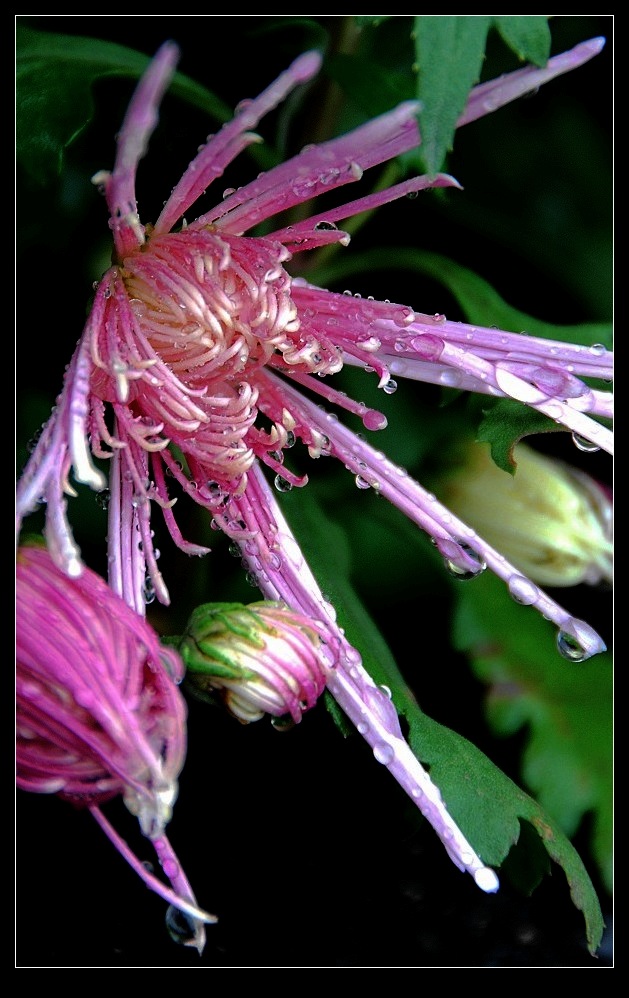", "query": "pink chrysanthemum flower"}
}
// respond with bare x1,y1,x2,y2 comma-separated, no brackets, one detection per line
16,37,611,893
16,542,216,952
